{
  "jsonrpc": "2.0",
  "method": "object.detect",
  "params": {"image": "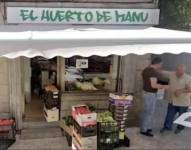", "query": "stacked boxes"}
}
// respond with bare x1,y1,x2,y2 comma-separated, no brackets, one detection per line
72,105,97,150
43,86,60,109
109,93,133,142
43,85,60,122
44,105,59,122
